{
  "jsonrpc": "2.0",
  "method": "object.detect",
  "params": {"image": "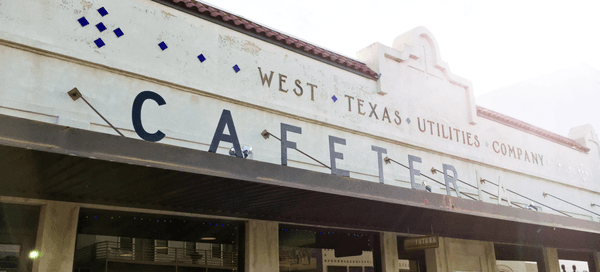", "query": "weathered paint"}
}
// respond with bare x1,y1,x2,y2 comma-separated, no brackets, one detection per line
0,0,599,223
